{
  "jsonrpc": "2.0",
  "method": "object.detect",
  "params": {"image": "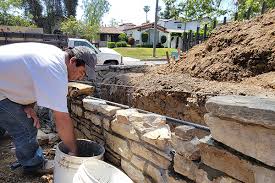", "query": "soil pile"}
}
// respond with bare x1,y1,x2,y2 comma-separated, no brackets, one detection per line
166,9,275,81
